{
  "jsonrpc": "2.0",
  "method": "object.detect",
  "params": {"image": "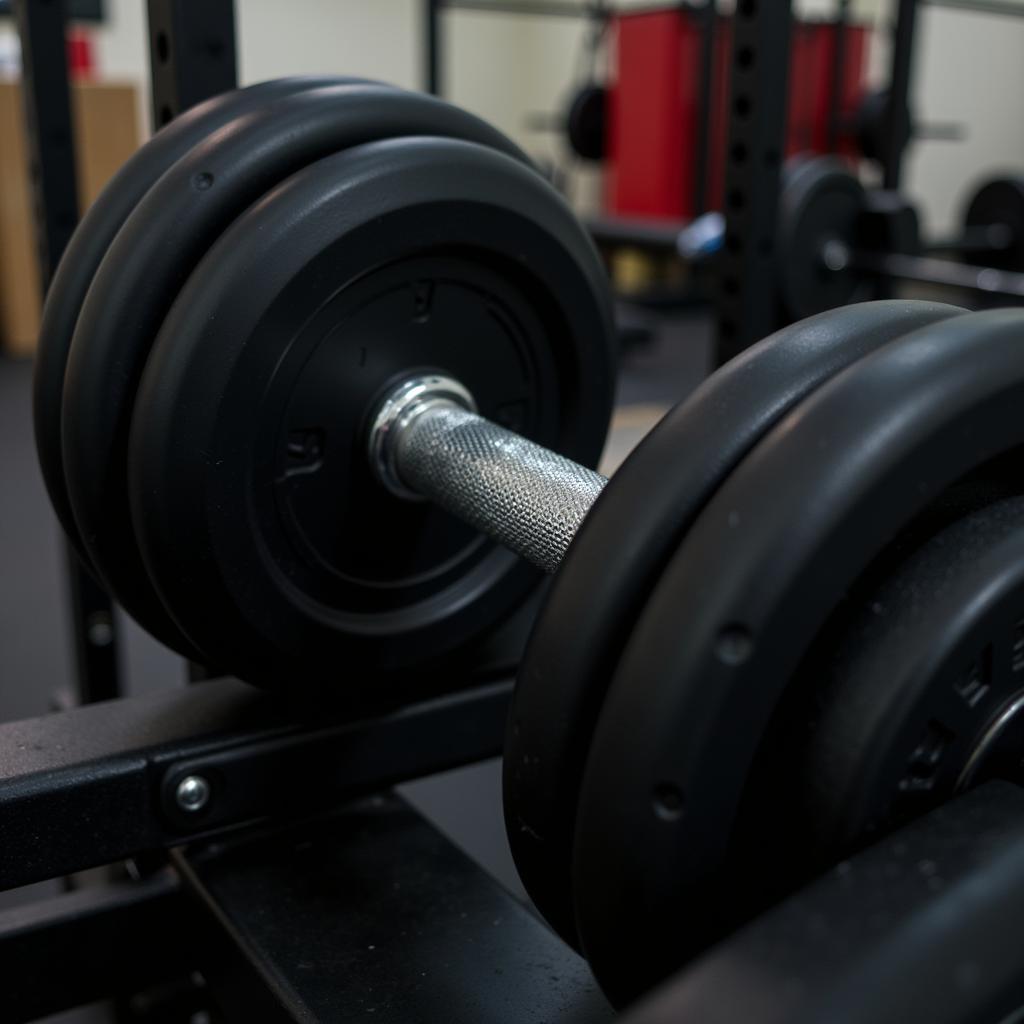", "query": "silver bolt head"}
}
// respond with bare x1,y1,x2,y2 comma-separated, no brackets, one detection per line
175,774,211,813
